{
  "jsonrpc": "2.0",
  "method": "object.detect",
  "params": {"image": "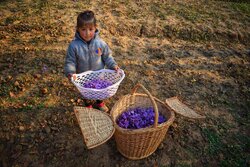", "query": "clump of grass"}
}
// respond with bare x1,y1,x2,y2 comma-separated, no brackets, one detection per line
219,135,249,167
202,126,249,166
4,16,15,25
231,2,250,15
163,24,215,42
36,0,52,25
177,7,200,22
202,128,223,155
19,105,33,111
126,5,141,19
56,3,66,10
150,2,168,20
0,83,12,97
